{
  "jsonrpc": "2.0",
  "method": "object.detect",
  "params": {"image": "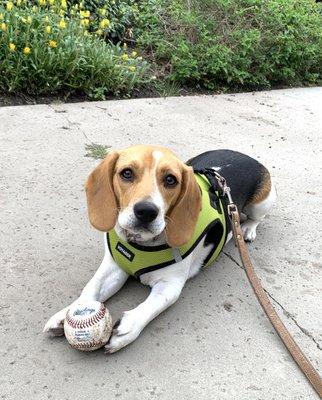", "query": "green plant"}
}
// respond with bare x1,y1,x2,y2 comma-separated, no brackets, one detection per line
136,0,322,90
0,0,149,98
85,142,110,159
64,0,140,42
1,0,321,99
